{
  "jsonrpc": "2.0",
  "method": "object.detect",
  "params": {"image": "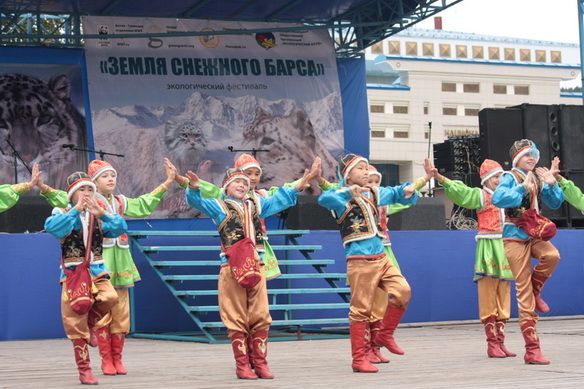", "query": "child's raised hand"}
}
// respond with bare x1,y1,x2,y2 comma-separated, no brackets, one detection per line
186,170,200,190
